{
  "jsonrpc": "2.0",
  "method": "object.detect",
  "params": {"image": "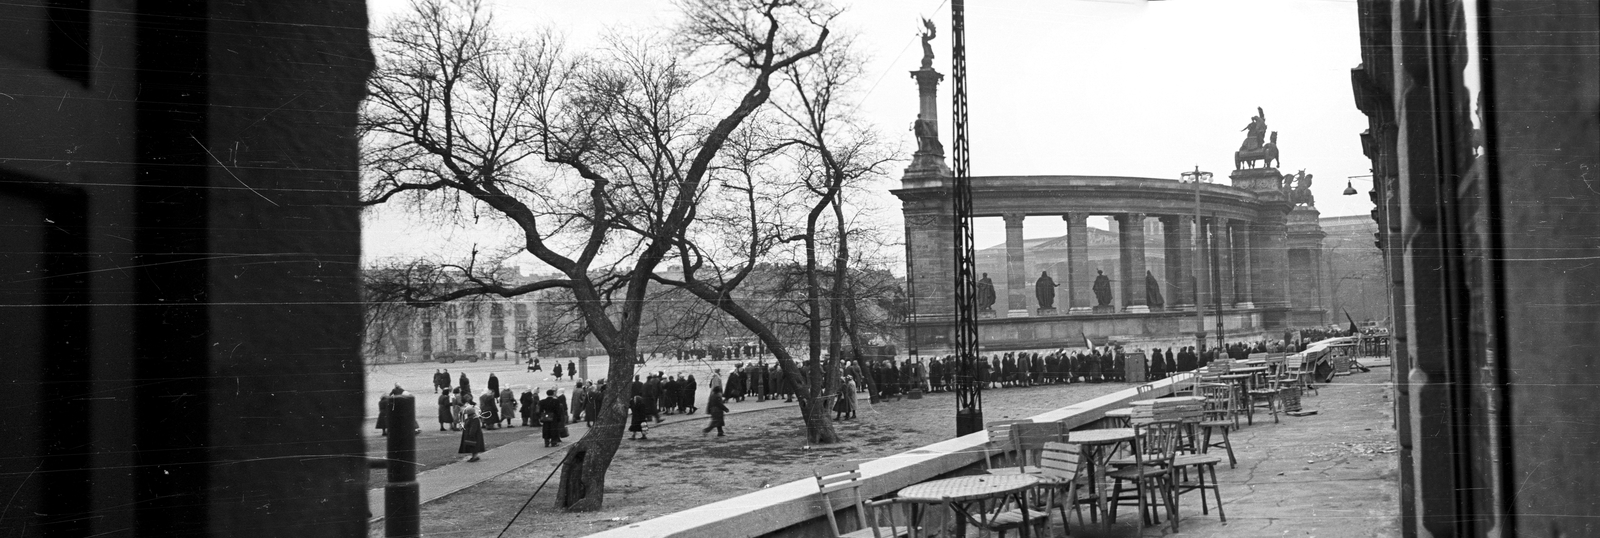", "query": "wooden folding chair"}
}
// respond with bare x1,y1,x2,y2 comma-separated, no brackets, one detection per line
1107,420,1181,534
982,419,1026,472
1008,421,1068,475
815,462,913,538
1197,383,1238,468
1039,441,1106,533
